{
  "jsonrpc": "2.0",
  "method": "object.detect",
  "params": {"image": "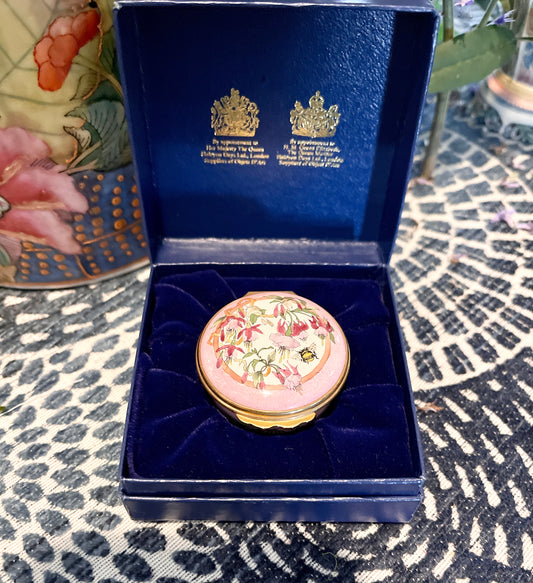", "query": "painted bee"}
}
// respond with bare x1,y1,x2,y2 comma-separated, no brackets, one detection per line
299,345,317,364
